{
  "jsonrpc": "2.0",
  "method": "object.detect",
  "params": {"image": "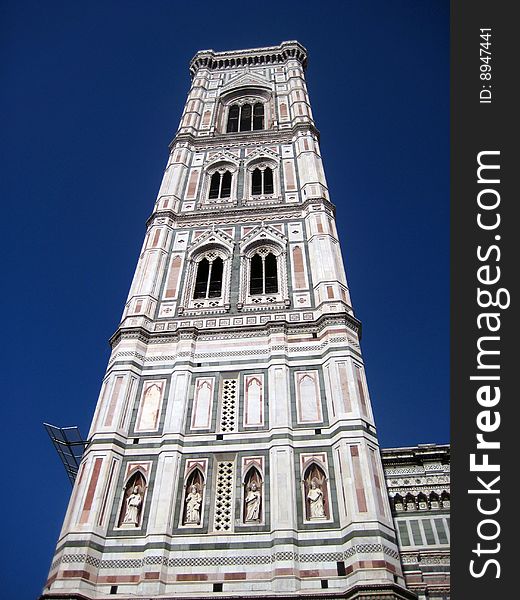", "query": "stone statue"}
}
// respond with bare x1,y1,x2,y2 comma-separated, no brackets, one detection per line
244,482,261,522
307,478,325,519
122,486,142,526
185,484,202,524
